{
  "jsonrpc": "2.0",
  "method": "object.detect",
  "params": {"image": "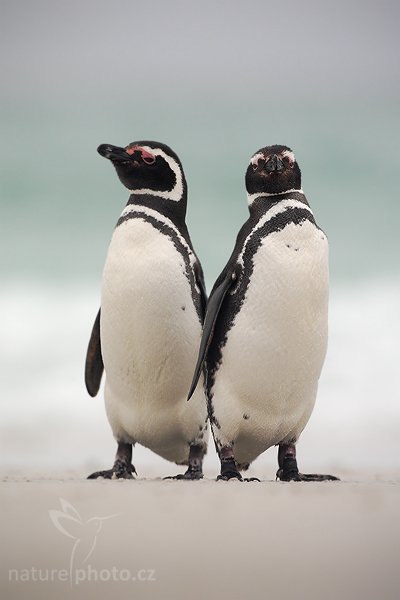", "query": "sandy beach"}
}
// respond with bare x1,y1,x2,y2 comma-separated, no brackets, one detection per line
3,281,399,600
2,469,399,600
